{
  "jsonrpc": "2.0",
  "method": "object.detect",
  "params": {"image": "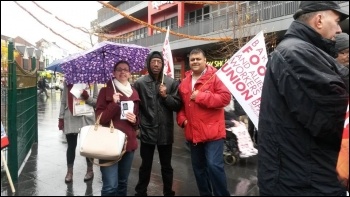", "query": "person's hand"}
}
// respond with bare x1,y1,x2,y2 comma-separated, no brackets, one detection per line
113,92,123,103
81,90,89,100
58,118,64,130
190,90,199,100
125,112,137,124
183,120,188,127
159,84,167,98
